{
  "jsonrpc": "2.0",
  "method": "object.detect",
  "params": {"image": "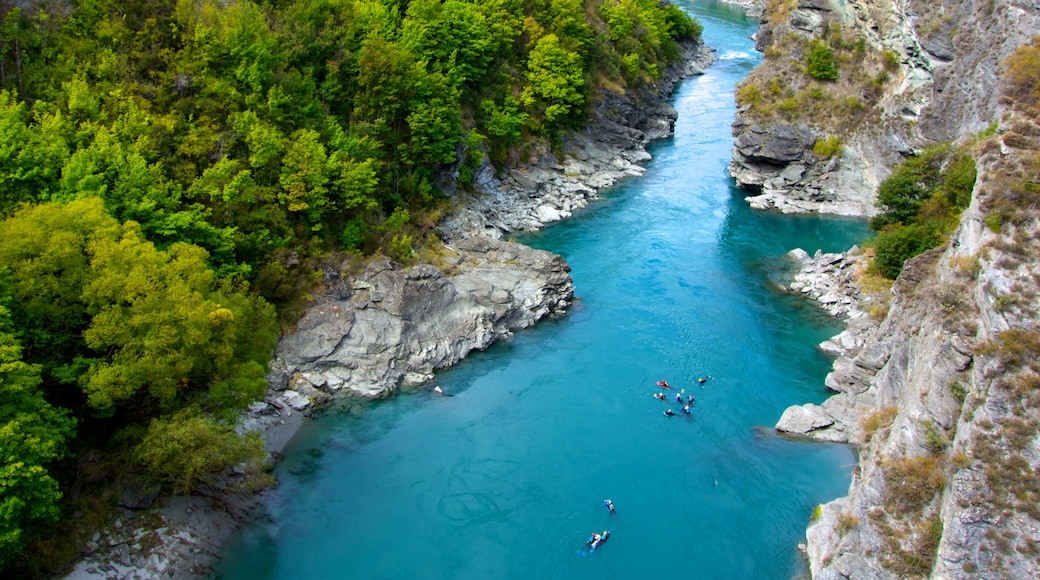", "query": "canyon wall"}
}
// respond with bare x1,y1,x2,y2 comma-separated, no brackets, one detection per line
743,0,1040,576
